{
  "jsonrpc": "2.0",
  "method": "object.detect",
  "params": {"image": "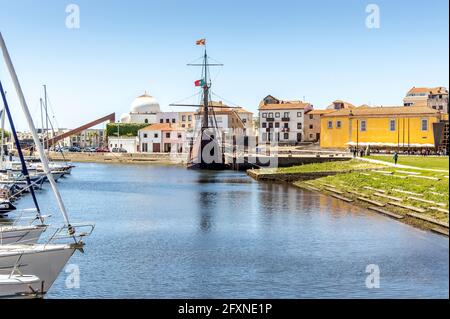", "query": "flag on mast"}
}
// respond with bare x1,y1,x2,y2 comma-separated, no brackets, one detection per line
194,79,205,87
196,38,206,46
